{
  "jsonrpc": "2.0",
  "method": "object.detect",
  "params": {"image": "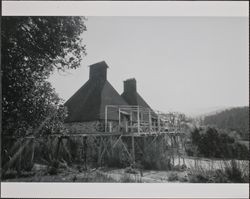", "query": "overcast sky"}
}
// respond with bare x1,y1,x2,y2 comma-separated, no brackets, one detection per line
48,16,249,116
